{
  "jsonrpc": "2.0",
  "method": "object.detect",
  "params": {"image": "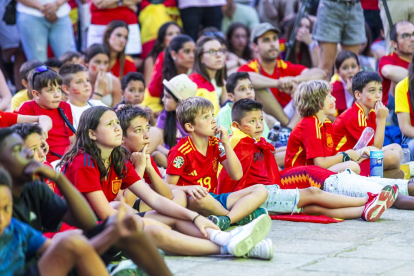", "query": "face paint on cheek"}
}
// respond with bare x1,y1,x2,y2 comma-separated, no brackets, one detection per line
72,88,81,95
91,65,97,71
329,103,334,109
243,125,251,131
